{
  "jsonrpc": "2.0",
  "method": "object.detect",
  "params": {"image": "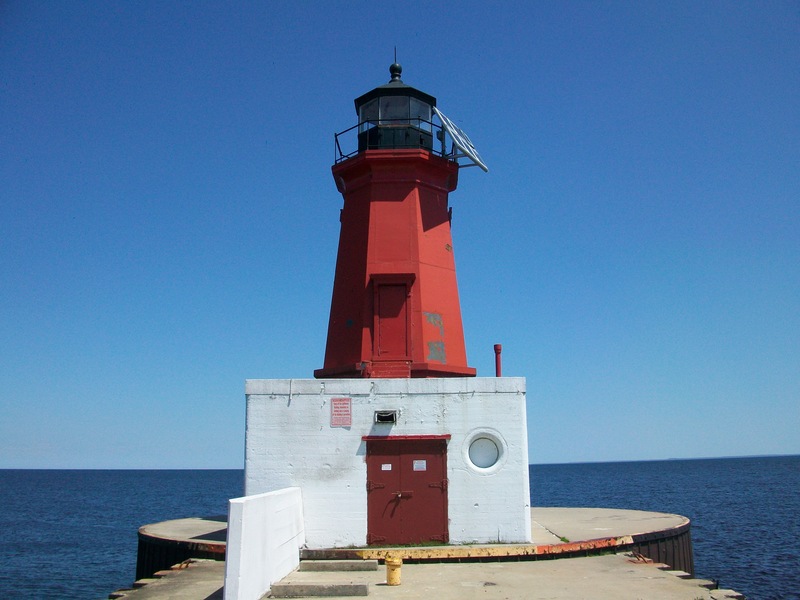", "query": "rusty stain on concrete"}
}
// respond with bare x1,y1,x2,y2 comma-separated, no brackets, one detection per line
303,533,638,562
